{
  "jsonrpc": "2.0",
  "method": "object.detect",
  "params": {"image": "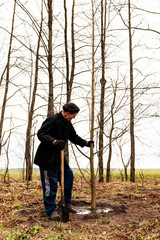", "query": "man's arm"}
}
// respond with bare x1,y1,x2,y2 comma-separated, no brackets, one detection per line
37,116,56,145
68,124,92,147
38,116,65,150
